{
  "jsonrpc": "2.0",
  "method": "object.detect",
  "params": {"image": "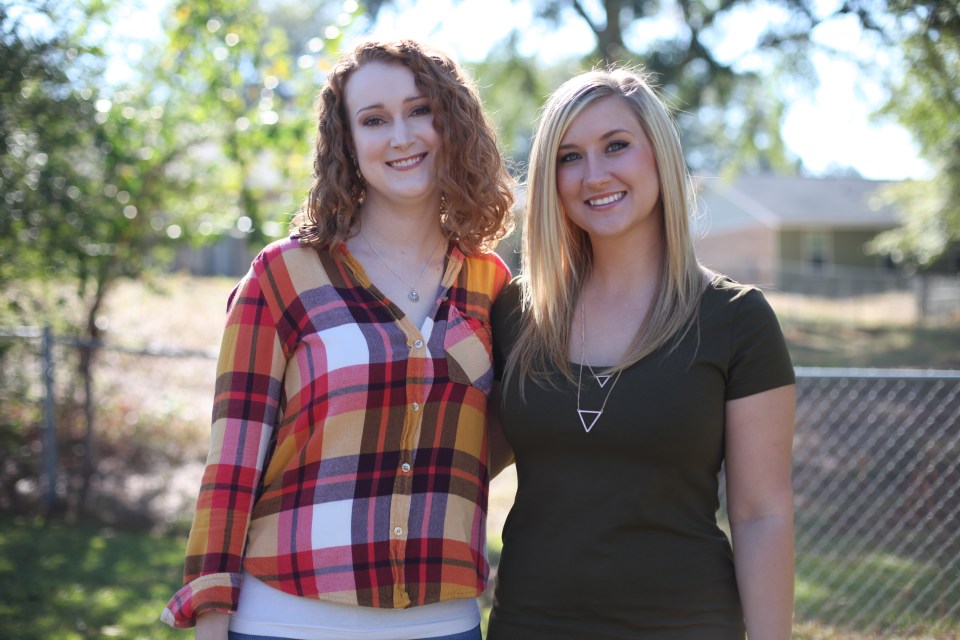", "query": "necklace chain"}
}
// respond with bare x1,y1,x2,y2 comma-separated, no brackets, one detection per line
577,295,622,433
359,227,445,303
